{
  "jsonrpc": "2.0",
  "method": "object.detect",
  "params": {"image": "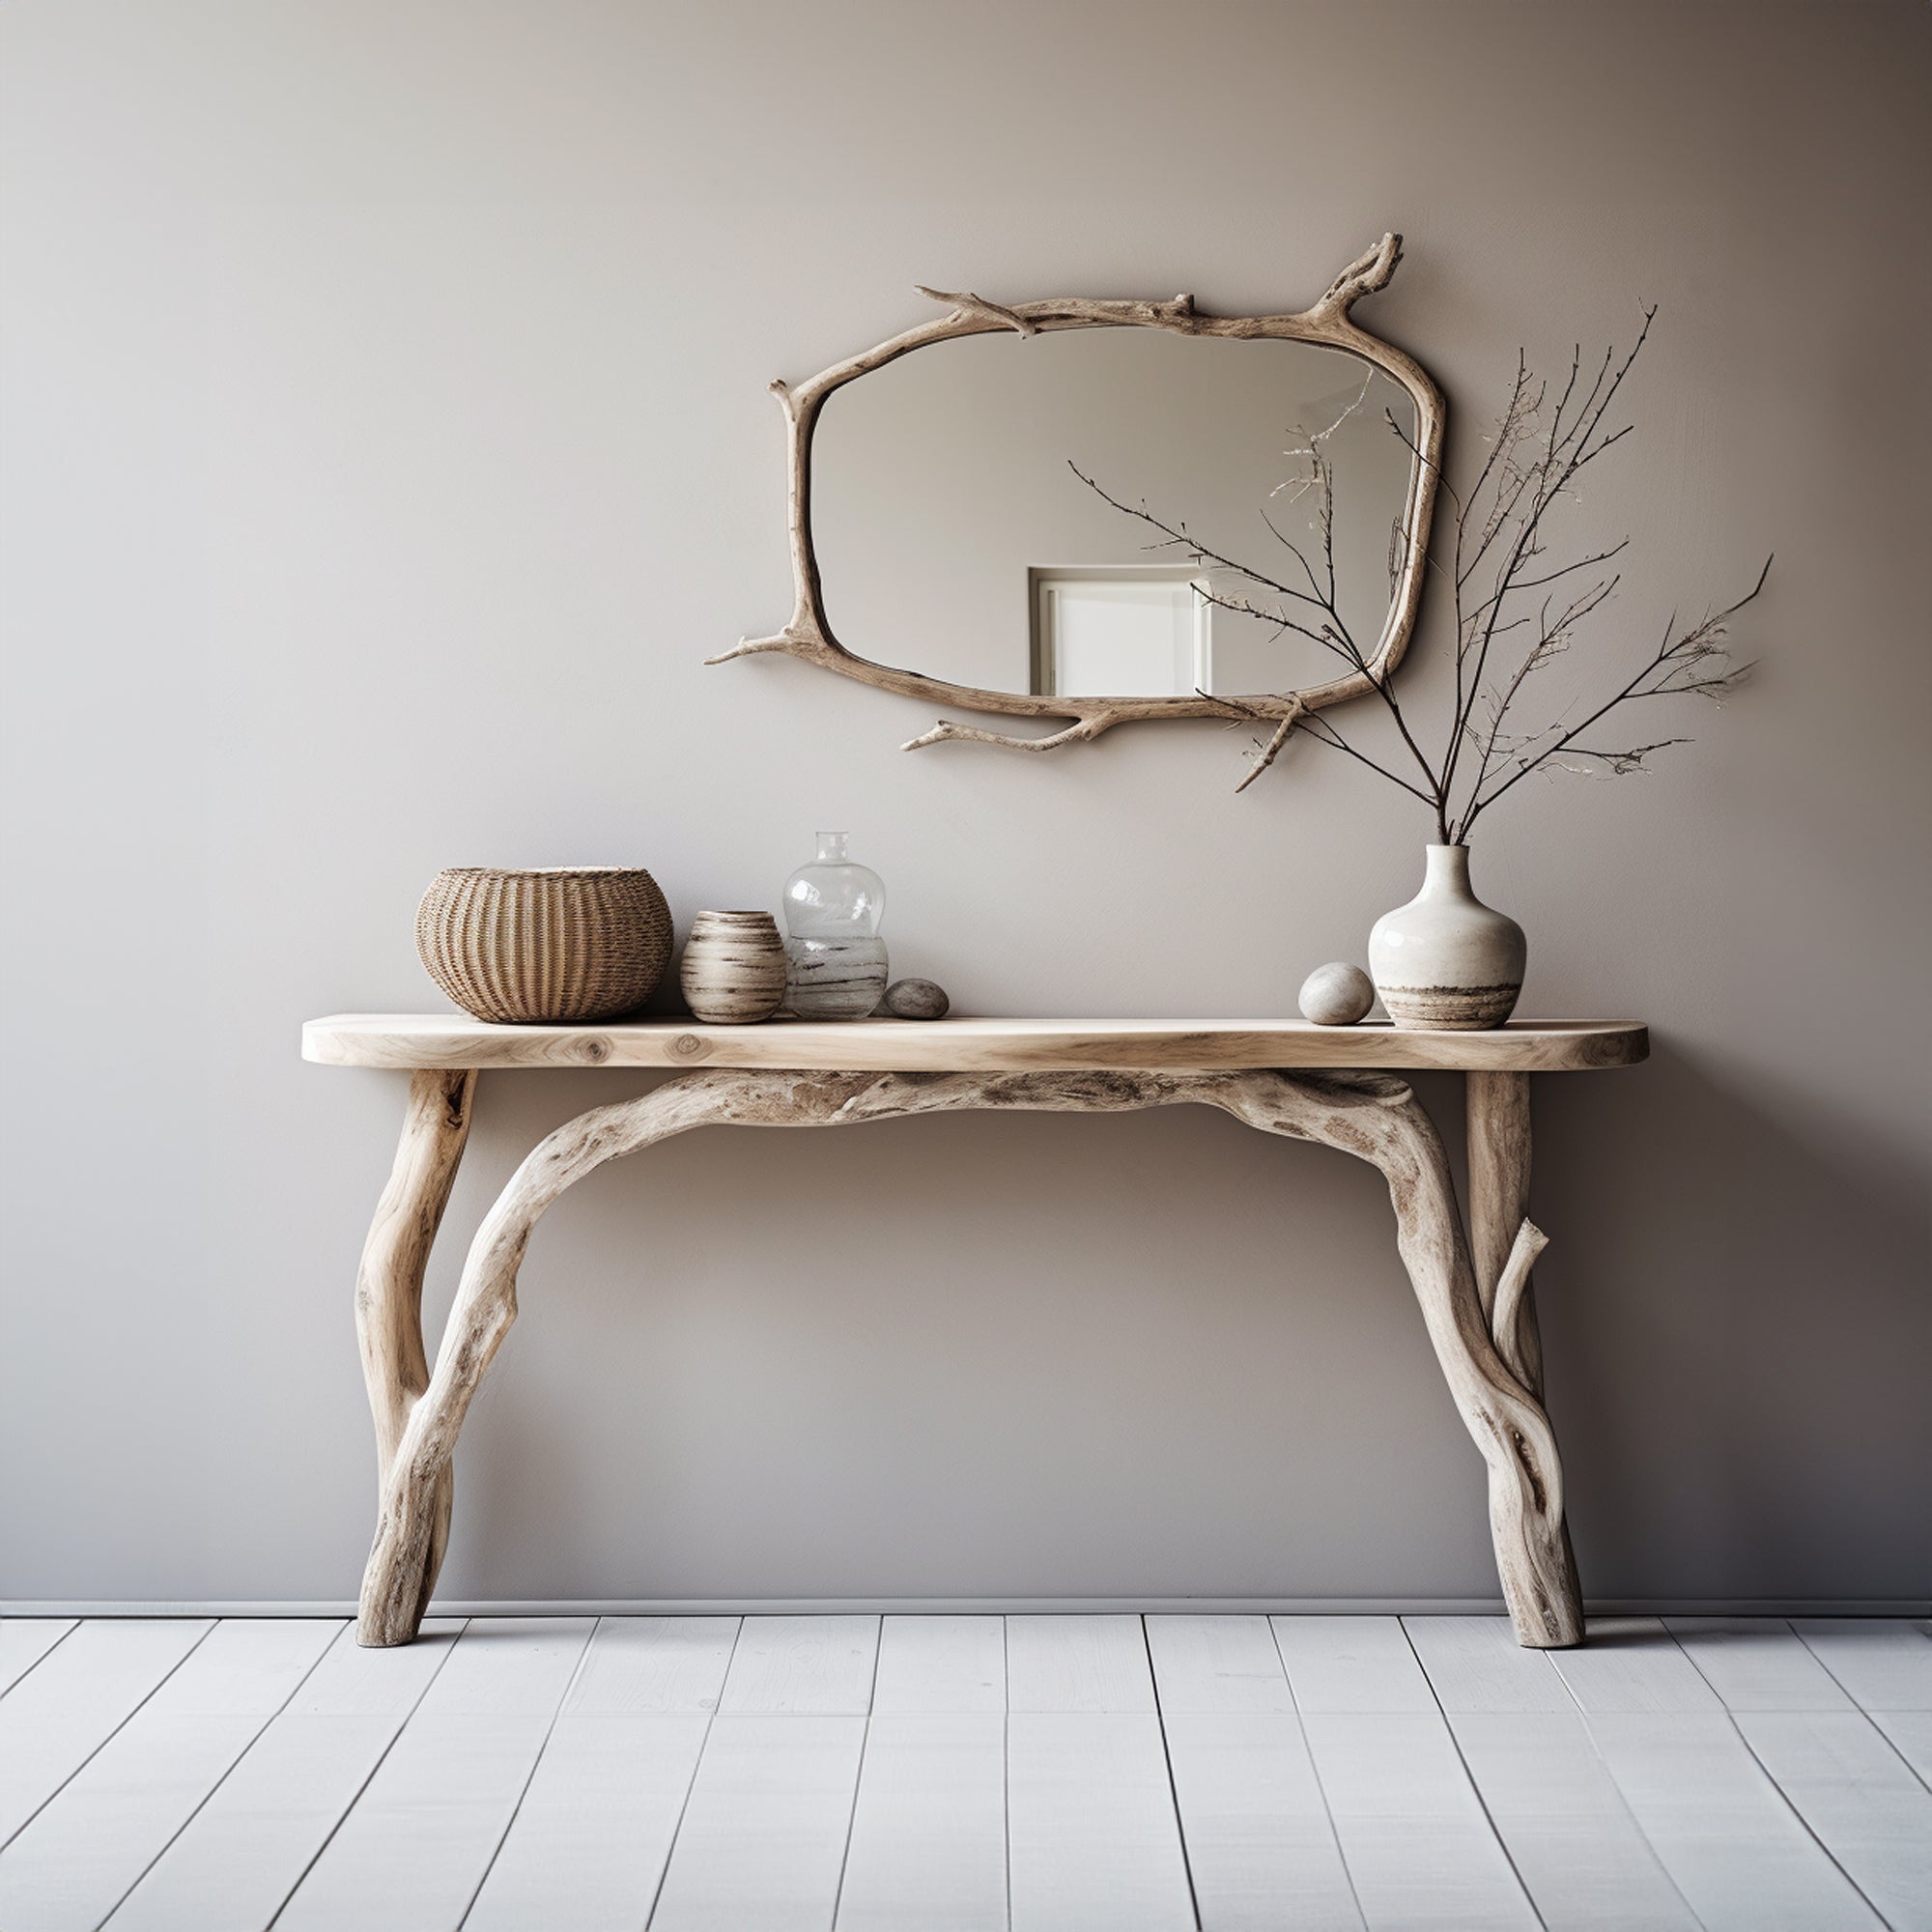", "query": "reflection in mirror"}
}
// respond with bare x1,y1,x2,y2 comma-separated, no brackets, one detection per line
813,329,1418,700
